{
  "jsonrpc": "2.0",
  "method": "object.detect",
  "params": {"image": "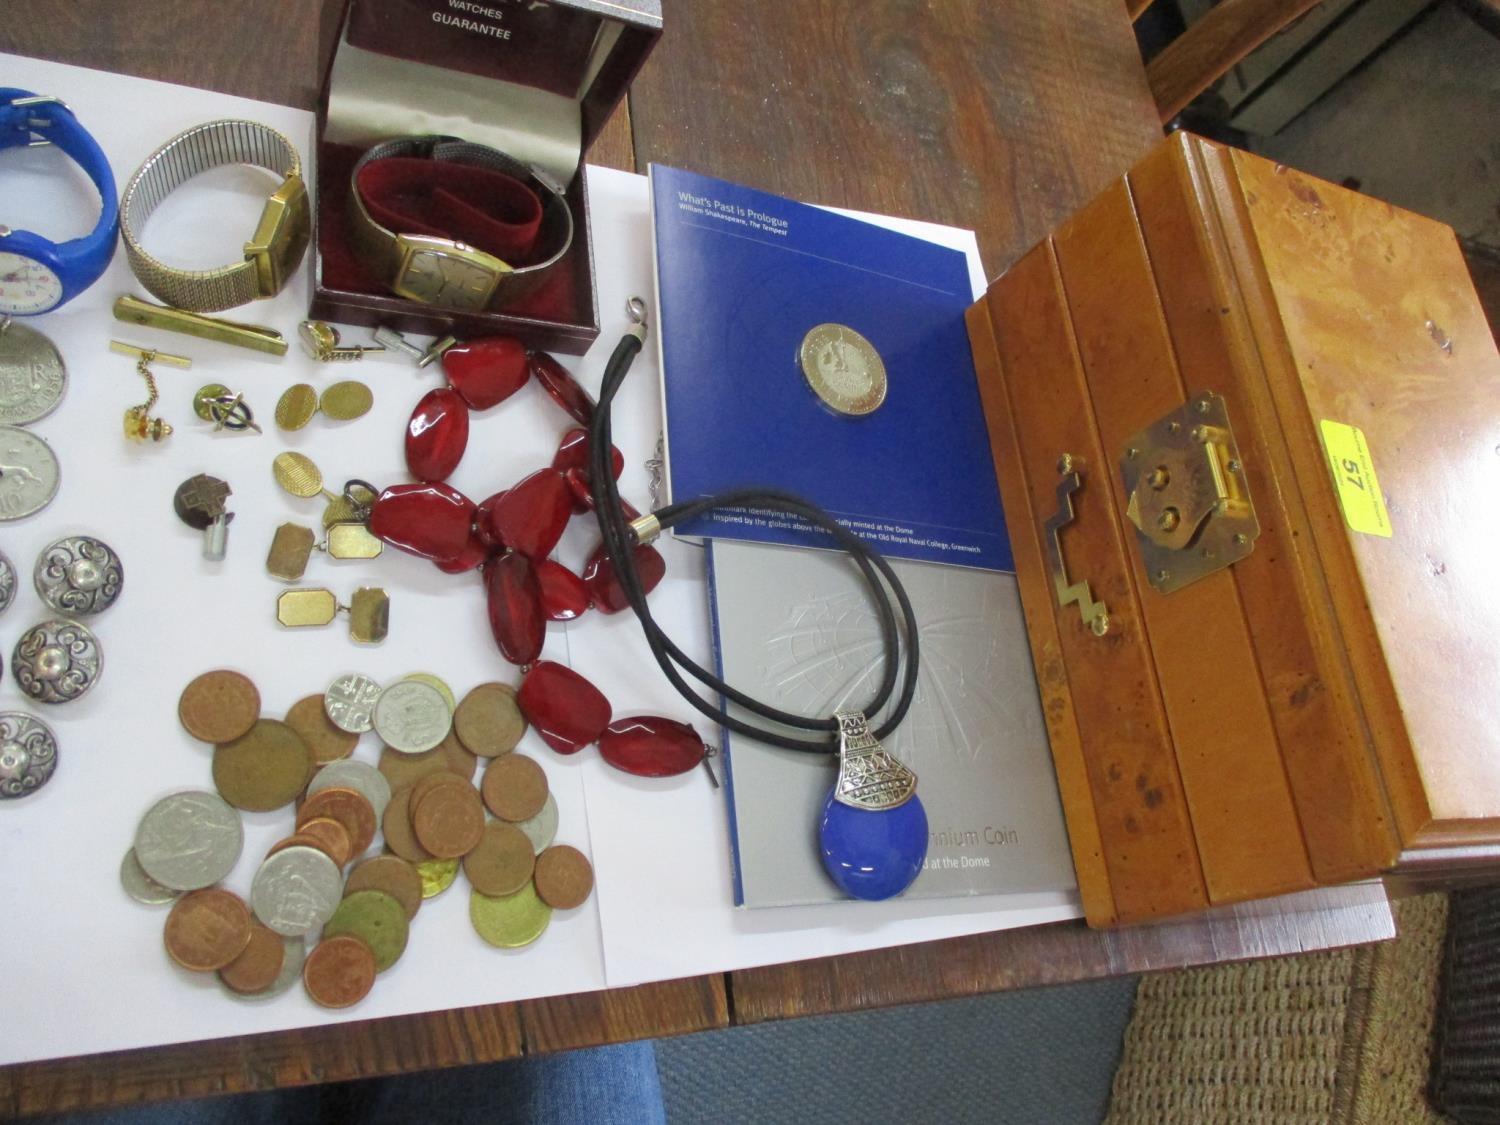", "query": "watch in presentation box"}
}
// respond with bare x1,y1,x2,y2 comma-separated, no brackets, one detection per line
310,0,661,354
967,132,1500,928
